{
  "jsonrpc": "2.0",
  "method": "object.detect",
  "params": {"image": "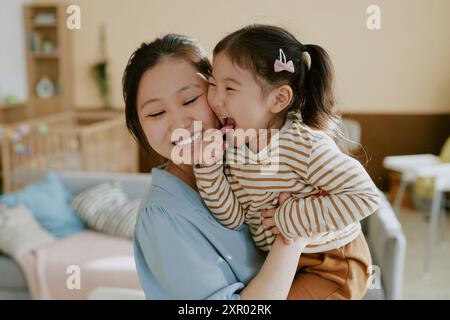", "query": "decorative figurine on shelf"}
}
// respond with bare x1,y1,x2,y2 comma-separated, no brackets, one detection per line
42,41,54,54
35,76,54,98
92,24,112,110
30,31,42,53
33,13,56,26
